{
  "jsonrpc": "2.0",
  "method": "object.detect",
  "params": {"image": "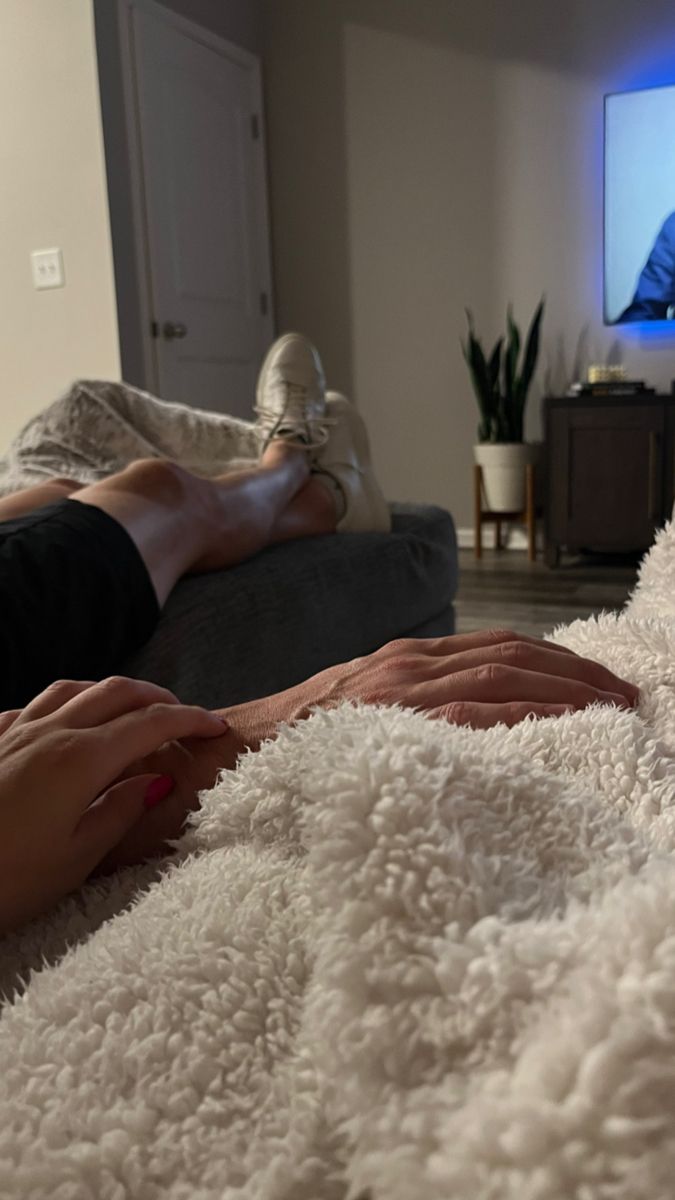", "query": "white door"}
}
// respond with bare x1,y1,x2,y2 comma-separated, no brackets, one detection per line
129,0,273,417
